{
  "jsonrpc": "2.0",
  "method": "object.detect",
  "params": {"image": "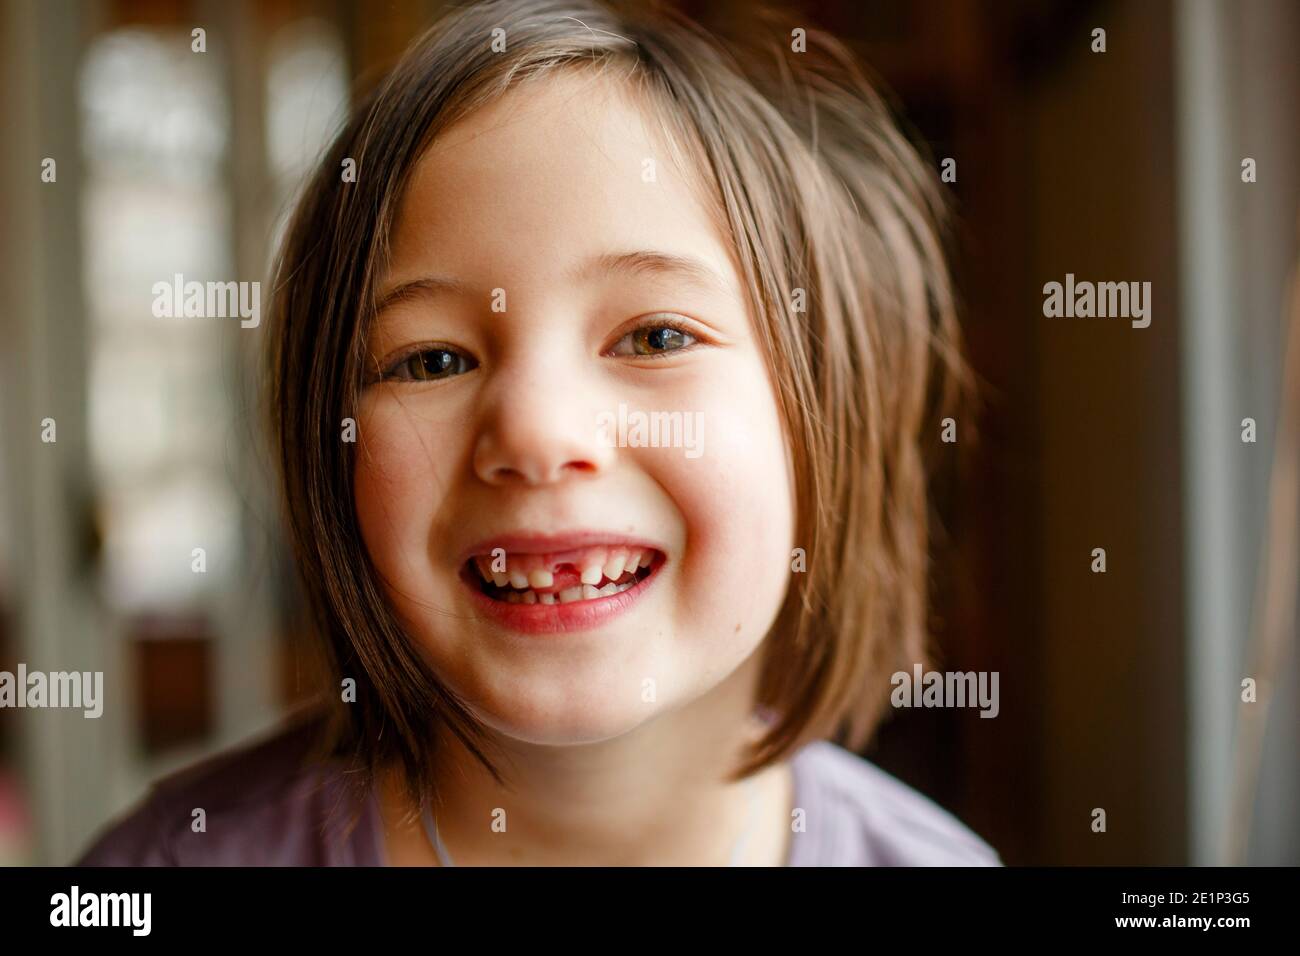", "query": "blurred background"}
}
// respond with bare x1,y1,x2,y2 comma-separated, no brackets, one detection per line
0,0,1296,866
